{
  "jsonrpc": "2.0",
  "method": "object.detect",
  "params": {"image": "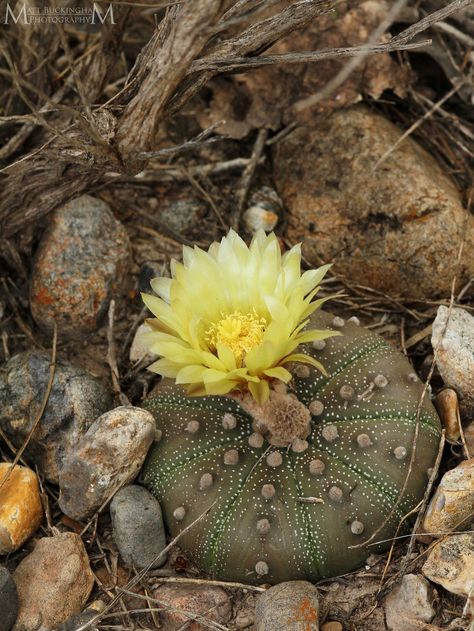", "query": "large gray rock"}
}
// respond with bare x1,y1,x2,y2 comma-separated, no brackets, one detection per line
255,581,319,631
13,533,94,631
432,306,474,420
0,566,19,631
384,574,435,631
58,406,155,520
30,195,130,339
274,105,474,299
110,485,166,569
0,351,112,482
